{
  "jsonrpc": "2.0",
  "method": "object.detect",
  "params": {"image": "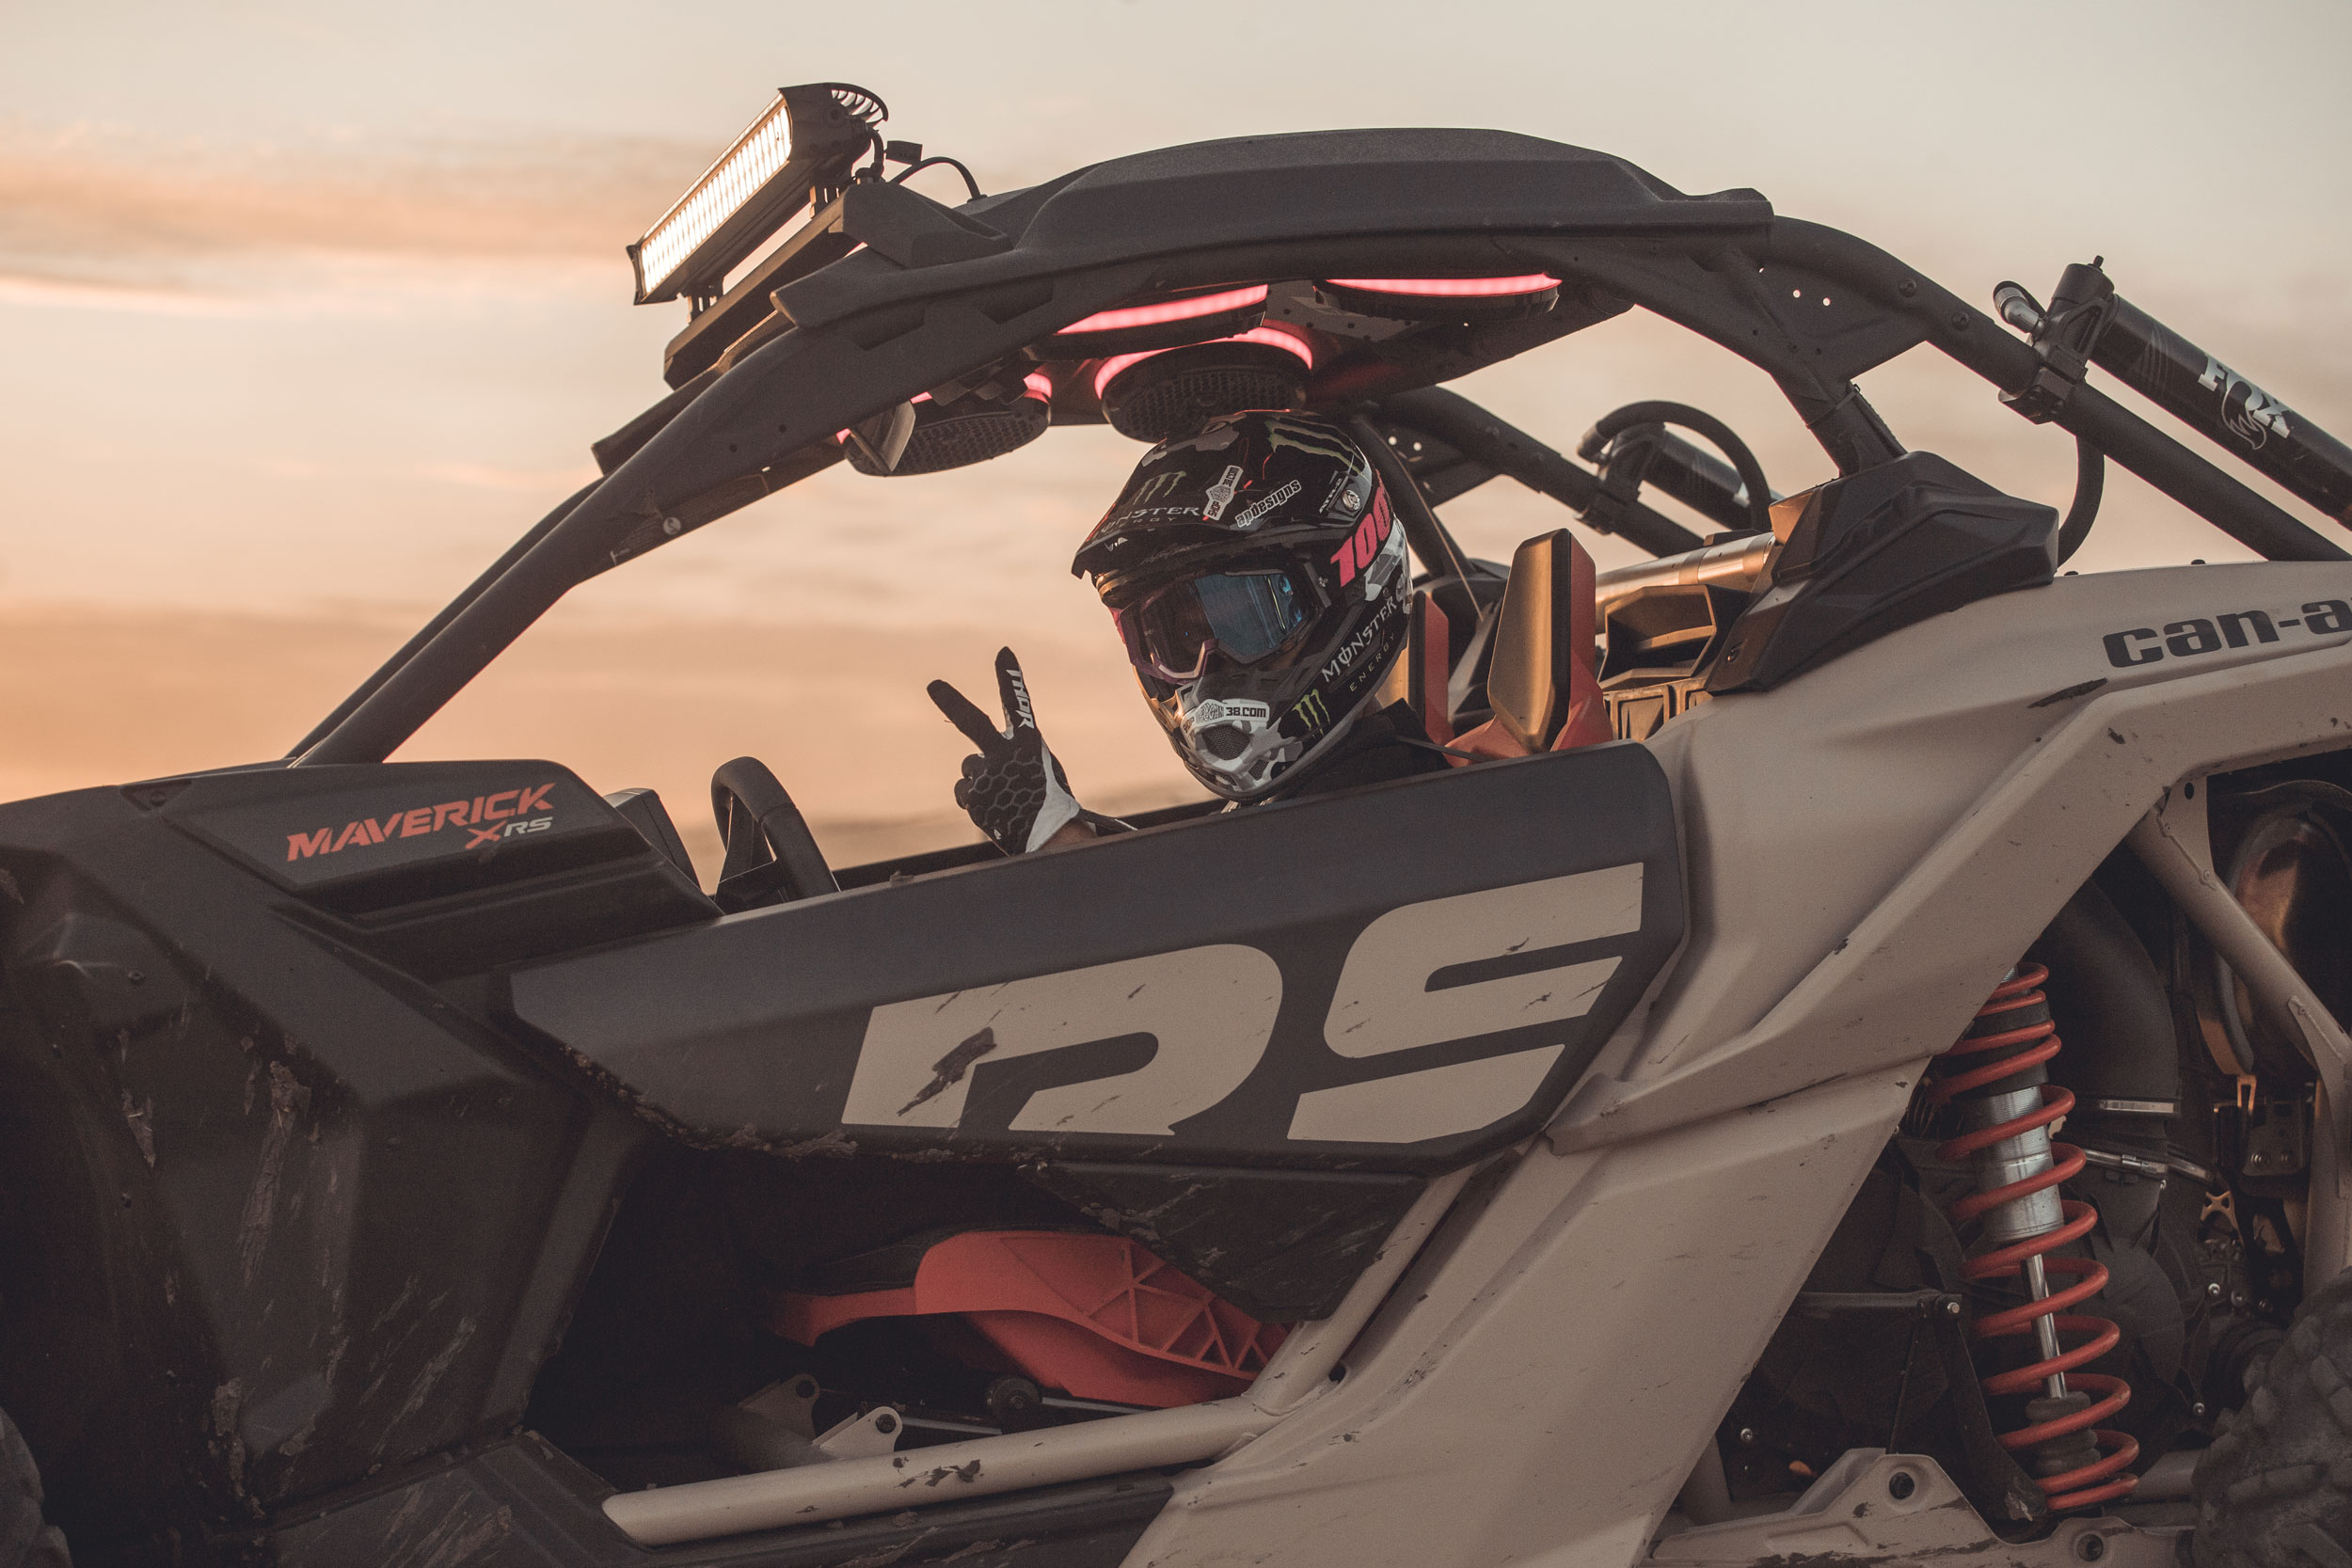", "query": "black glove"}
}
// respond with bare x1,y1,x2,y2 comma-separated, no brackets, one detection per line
928,649,1120,855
